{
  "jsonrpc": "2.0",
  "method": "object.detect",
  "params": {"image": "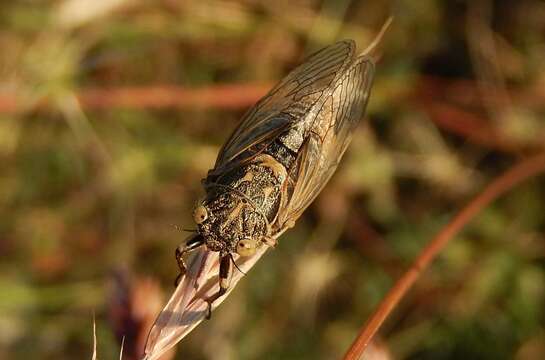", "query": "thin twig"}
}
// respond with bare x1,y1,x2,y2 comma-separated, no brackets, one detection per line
3,79,544,151
1,77,543,112
423,102,520,152
343,153,545,360
0,84,271,114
